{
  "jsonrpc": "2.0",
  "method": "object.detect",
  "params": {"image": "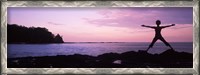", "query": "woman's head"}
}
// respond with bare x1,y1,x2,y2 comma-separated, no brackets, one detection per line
156,20,161,26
